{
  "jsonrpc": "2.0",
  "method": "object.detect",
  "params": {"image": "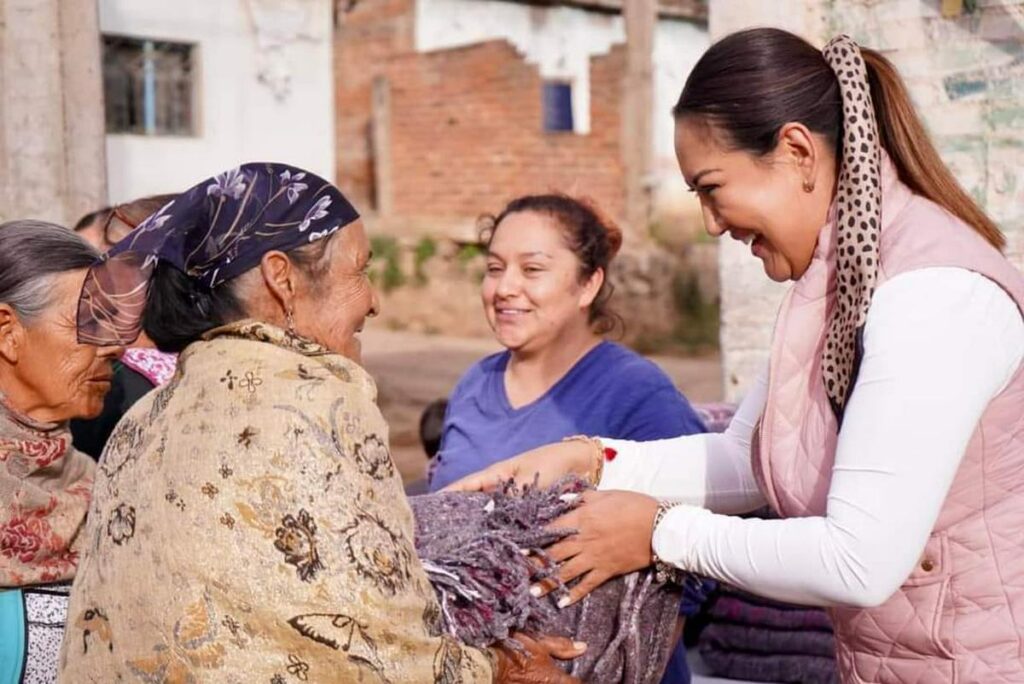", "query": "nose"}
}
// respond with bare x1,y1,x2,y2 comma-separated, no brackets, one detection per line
701,203,726,238
368,287,381,318
102,344,126,359
494,269,520,299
